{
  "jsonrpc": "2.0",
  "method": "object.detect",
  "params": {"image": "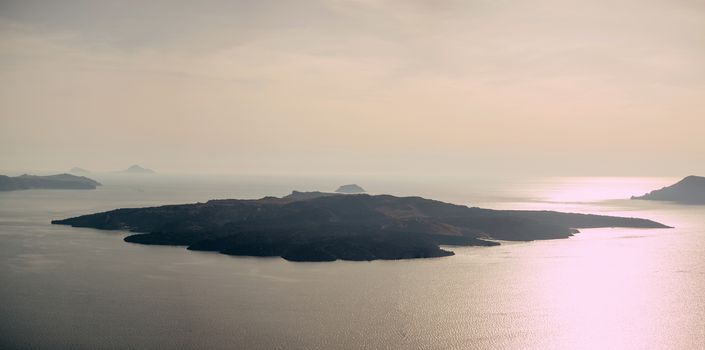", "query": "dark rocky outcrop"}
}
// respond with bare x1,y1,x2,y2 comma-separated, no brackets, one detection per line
52,192,670,261
631,175,705,204
0,173,101,191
